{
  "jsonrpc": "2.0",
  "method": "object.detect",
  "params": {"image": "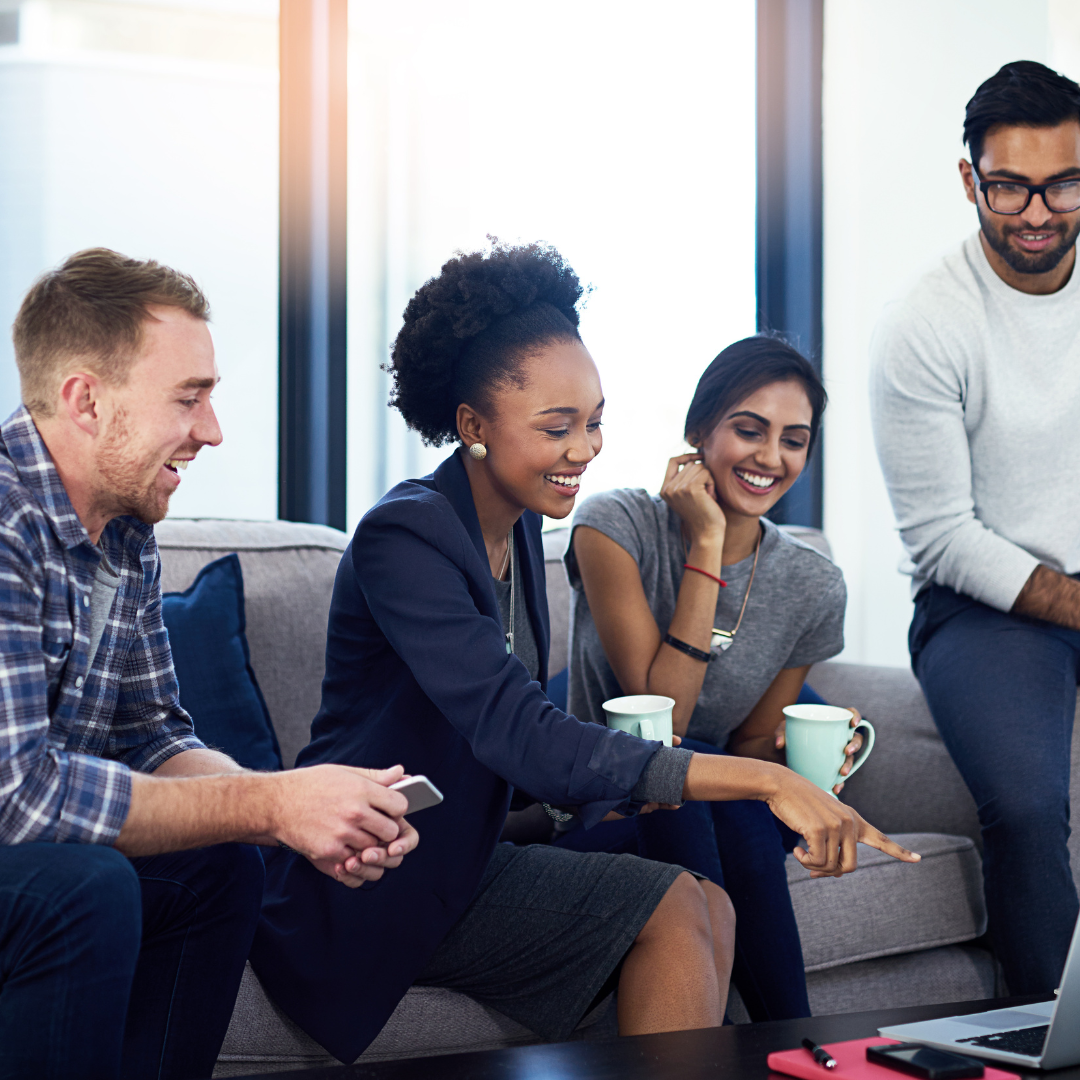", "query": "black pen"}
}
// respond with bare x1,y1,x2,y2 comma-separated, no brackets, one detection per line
802,1038,838,1070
